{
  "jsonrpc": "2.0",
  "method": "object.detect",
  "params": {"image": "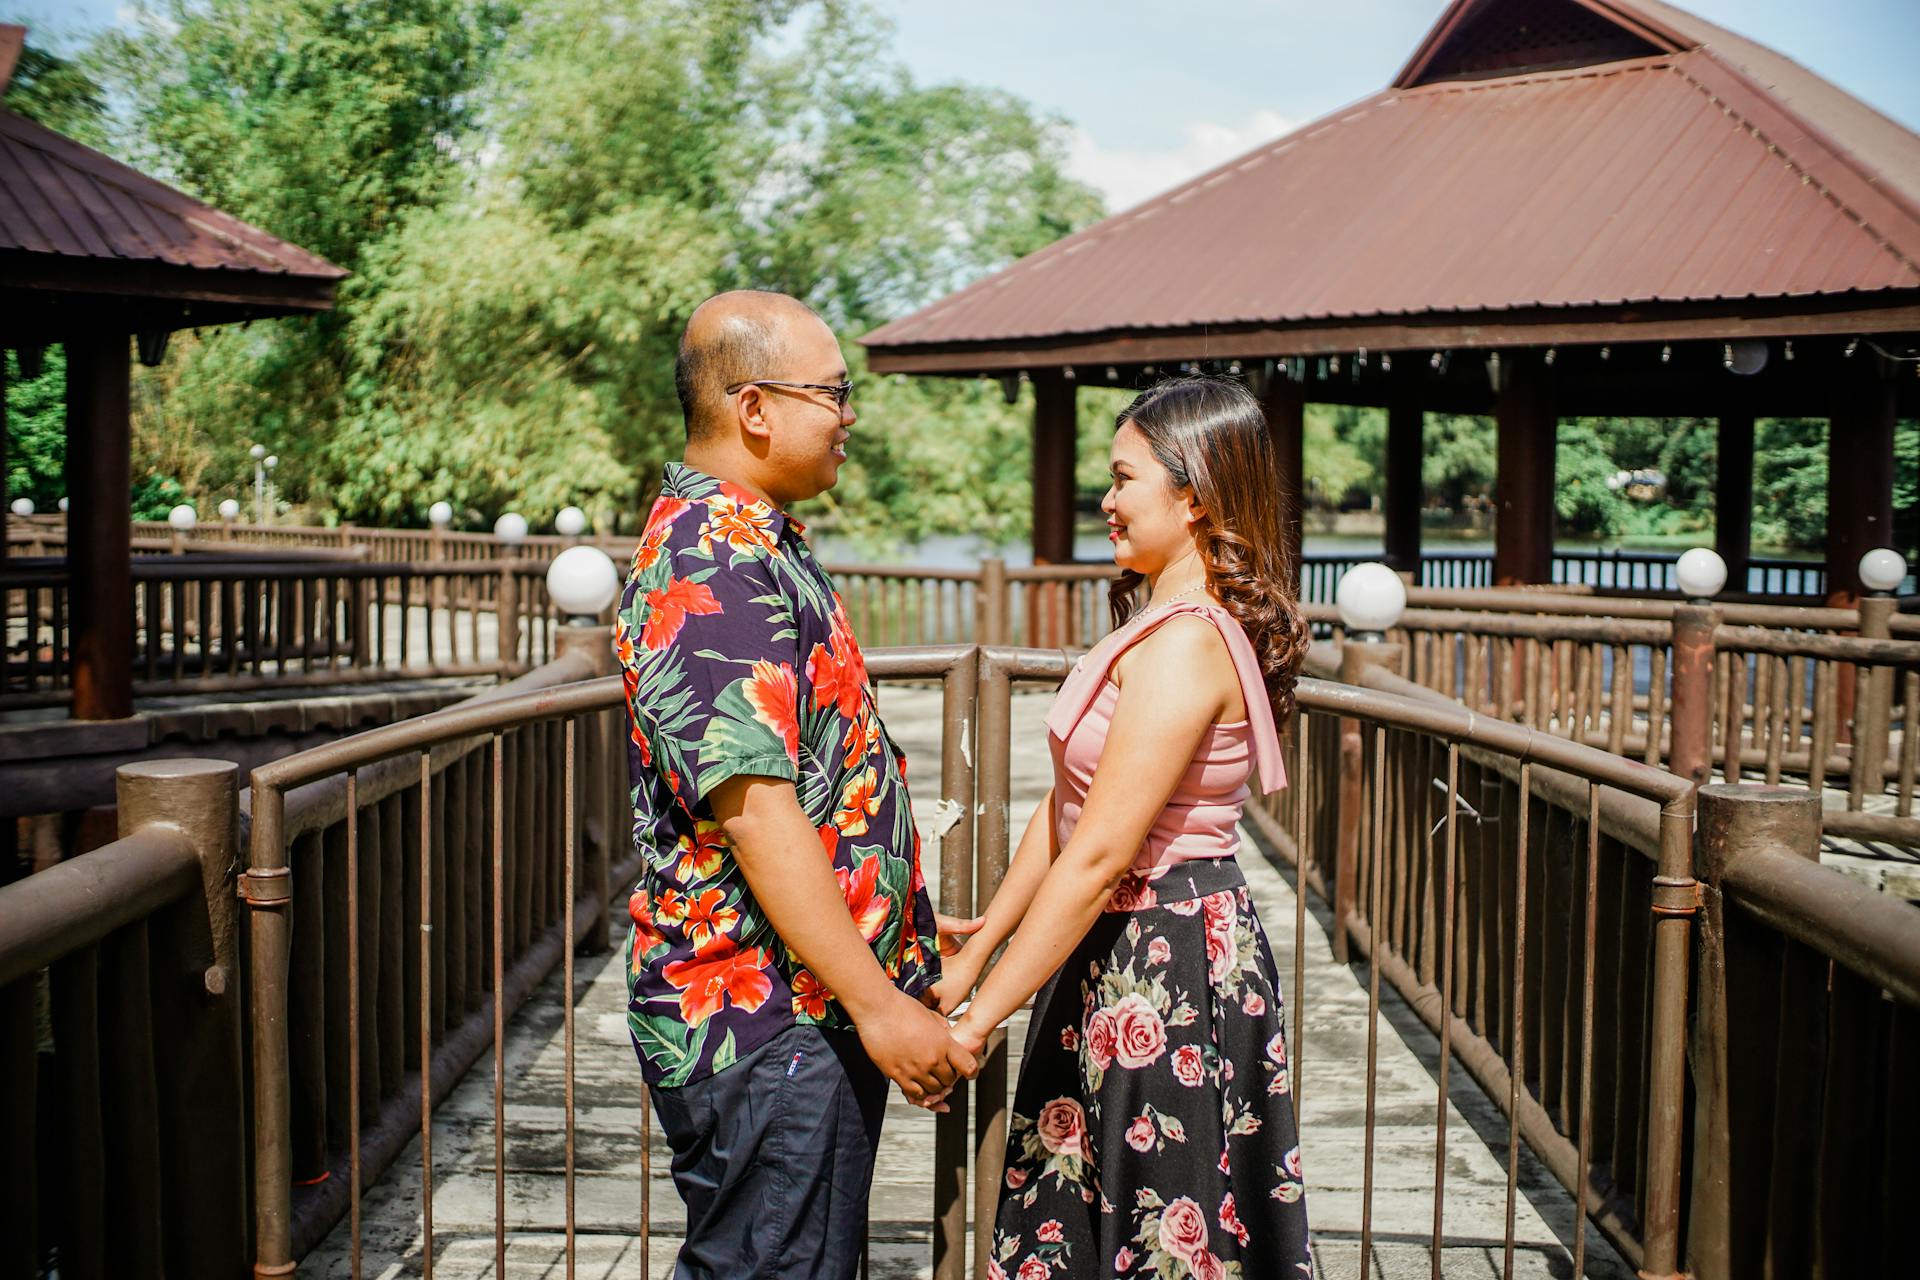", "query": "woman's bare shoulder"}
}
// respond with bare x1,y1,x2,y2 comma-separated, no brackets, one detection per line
1111,613,1238,710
